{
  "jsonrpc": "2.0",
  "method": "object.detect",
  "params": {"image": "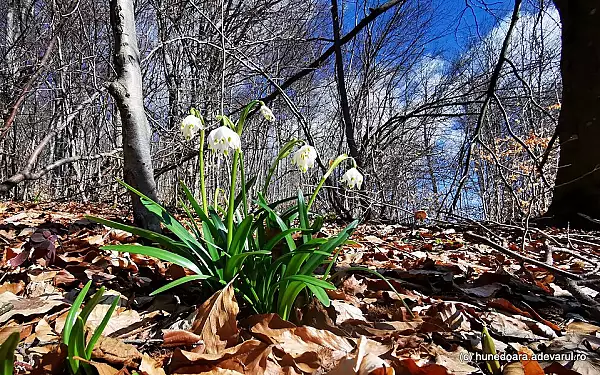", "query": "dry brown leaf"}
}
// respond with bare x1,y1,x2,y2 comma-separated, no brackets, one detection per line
358,354,394,375
35,318,59,342
503,362,525,375
29,271,58,283
191,282,239,354
86,234,105,246
239,343,290,375
162,329,204,349
32,343,68,375
170,339,268,374
250,313,353,373
511,315,557,339
364,235,386,245
0,325,21,345
356,337,393,358
3,212,29,224
54,310,69,334
73,355,121,375
393,358,449,375
25,280,57,298
251,313,353,349
327,357,359,375
139,353,167,375
571,361,600,375
331,300,366,324
343,275,367,295
487,298,528,316
0,281,25,295
0,291,66,323
87,302,140,336
194,369,243,375
430,346,477,375
327,336,394,375
414,210,428,221
542,362,580,375
20,324,34,344
480,312,541,340
91,335,142,367
462,283,503,298
53,270,78,286
297,297,344,336
108,229,133,242
566,321,600,335
373,320,422,334
424,302,470,332
521,304,561,332
518,347,544,375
